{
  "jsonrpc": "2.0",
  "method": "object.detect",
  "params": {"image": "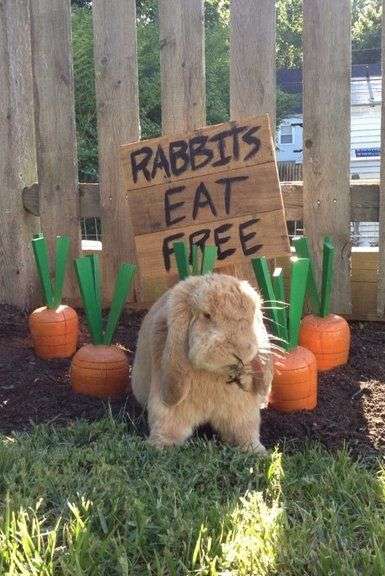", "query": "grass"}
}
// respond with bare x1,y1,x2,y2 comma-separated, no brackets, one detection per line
0,417,384,575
